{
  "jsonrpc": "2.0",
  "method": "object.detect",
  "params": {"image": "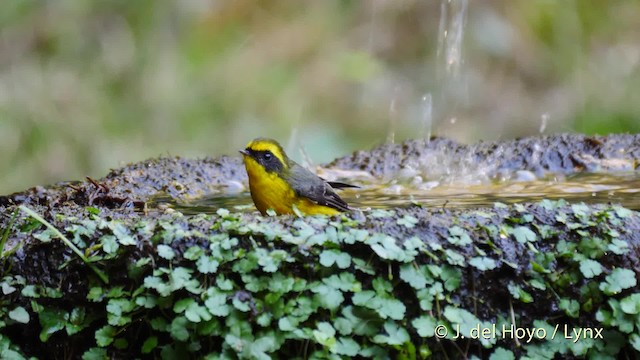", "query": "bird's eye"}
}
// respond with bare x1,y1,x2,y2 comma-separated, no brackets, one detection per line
264,152,272,160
